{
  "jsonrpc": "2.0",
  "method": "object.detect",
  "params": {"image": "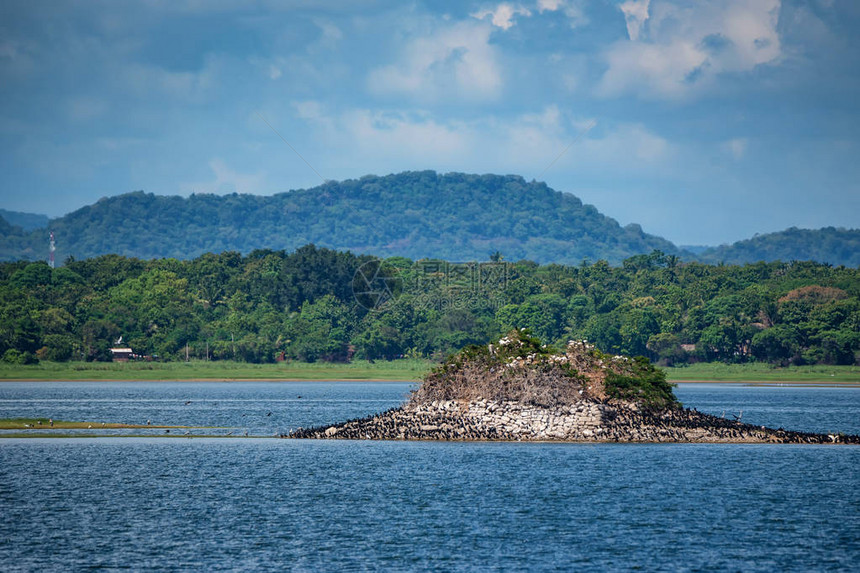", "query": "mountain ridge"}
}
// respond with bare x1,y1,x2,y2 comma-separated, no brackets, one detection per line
0,209,49,232
697,226,860,267
0,171,683,265
1,171,858,266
